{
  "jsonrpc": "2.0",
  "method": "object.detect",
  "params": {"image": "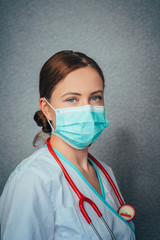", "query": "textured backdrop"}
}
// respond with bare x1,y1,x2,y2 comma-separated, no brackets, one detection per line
0,0,160,239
